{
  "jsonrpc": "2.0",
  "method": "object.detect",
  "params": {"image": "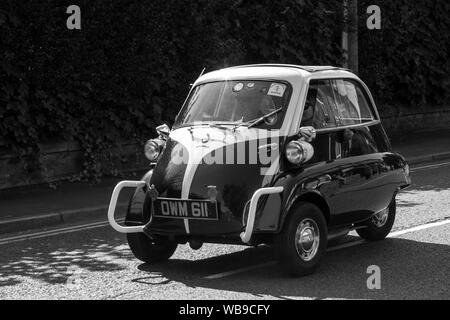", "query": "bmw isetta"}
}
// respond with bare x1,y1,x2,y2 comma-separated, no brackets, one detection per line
108,64,411,276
